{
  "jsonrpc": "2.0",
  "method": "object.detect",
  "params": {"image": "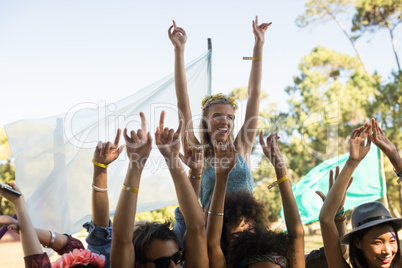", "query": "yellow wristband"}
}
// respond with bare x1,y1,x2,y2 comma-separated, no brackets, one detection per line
277,175,288,185
243,57,262,60
122,185,139,194
92,159,108,169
